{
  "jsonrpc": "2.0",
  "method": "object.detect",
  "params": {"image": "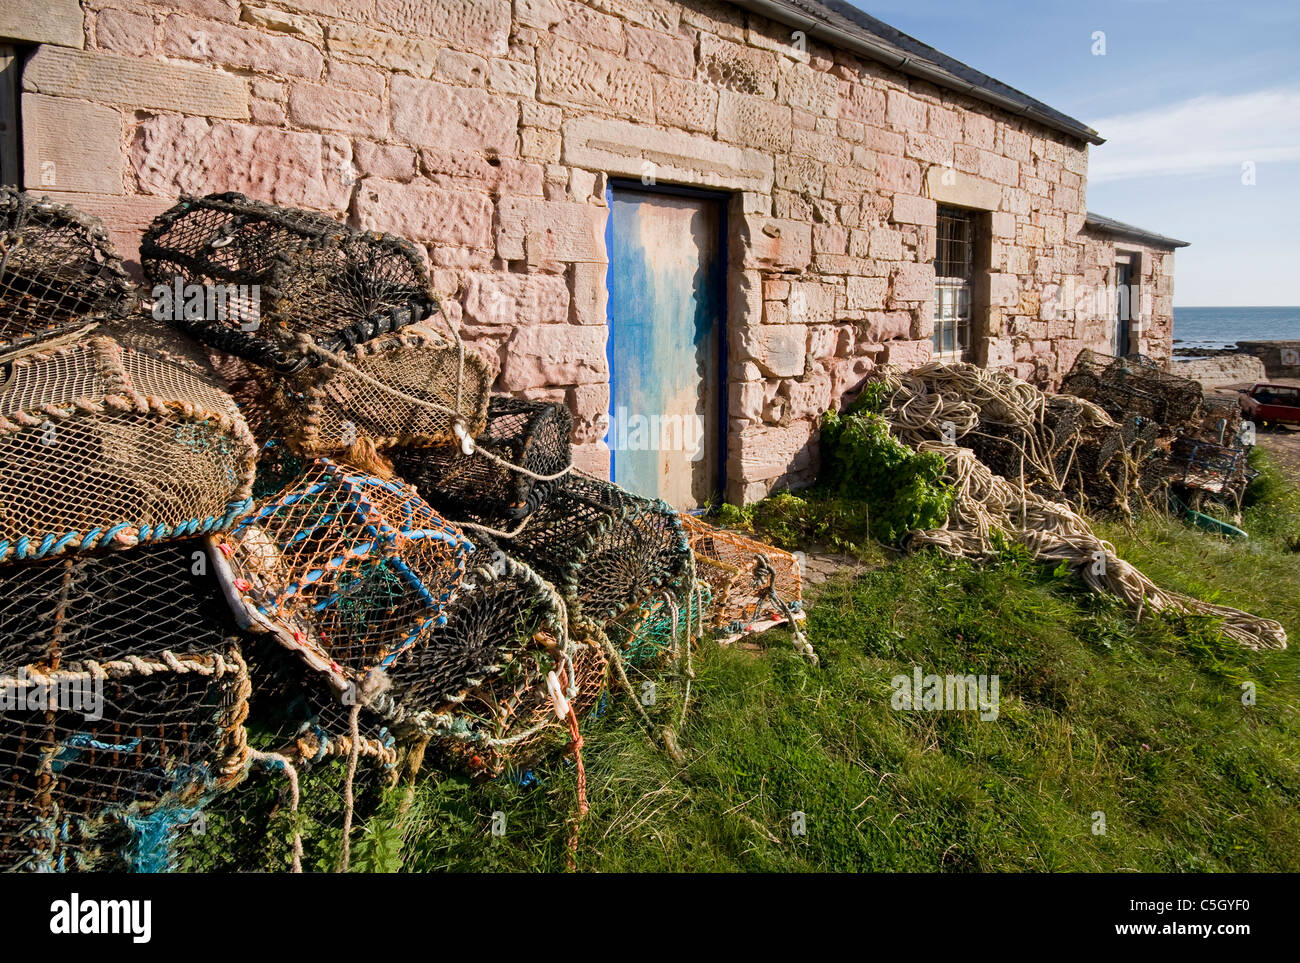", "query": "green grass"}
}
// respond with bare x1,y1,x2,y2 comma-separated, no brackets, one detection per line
257,450,1300,873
